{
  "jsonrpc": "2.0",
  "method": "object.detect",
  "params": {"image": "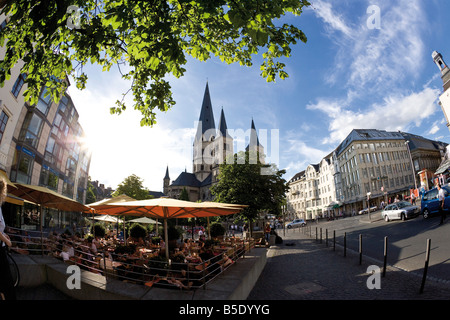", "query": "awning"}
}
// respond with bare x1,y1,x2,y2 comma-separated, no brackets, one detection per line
5,193,24,206
435,159,450,175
